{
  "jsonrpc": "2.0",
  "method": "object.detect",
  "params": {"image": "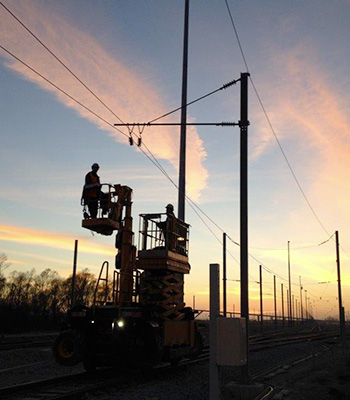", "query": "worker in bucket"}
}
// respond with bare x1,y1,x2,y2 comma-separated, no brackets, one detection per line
157,204,176,251
82,163,101,219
